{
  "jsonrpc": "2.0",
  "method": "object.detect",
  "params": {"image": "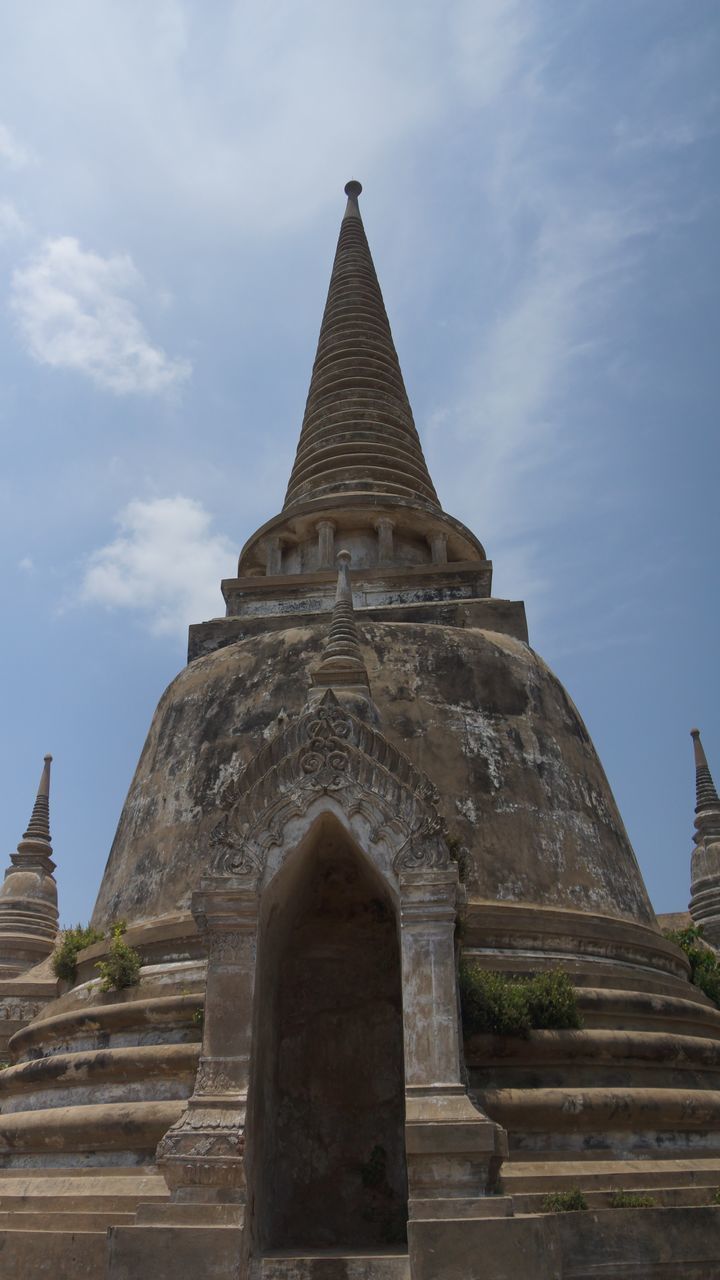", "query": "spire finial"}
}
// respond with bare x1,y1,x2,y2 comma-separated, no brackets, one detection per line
343,179,362,221
691,728,720,814
311,551,371,695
